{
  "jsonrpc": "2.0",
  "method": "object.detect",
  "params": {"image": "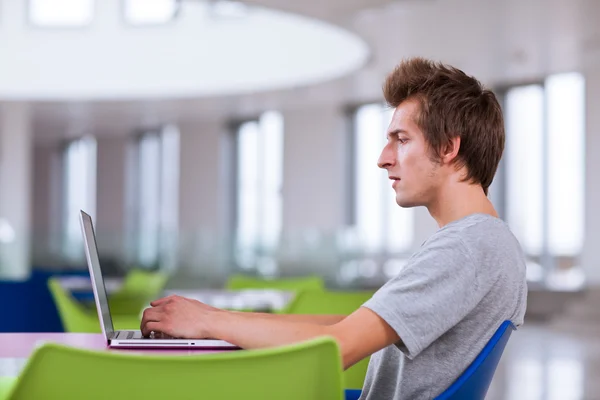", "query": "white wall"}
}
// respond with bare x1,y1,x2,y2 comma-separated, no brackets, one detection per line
176,118,233,274
95,135,129,260
281,105,347,233
32,144,53,244
178,118,228,234
31,142,61,264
